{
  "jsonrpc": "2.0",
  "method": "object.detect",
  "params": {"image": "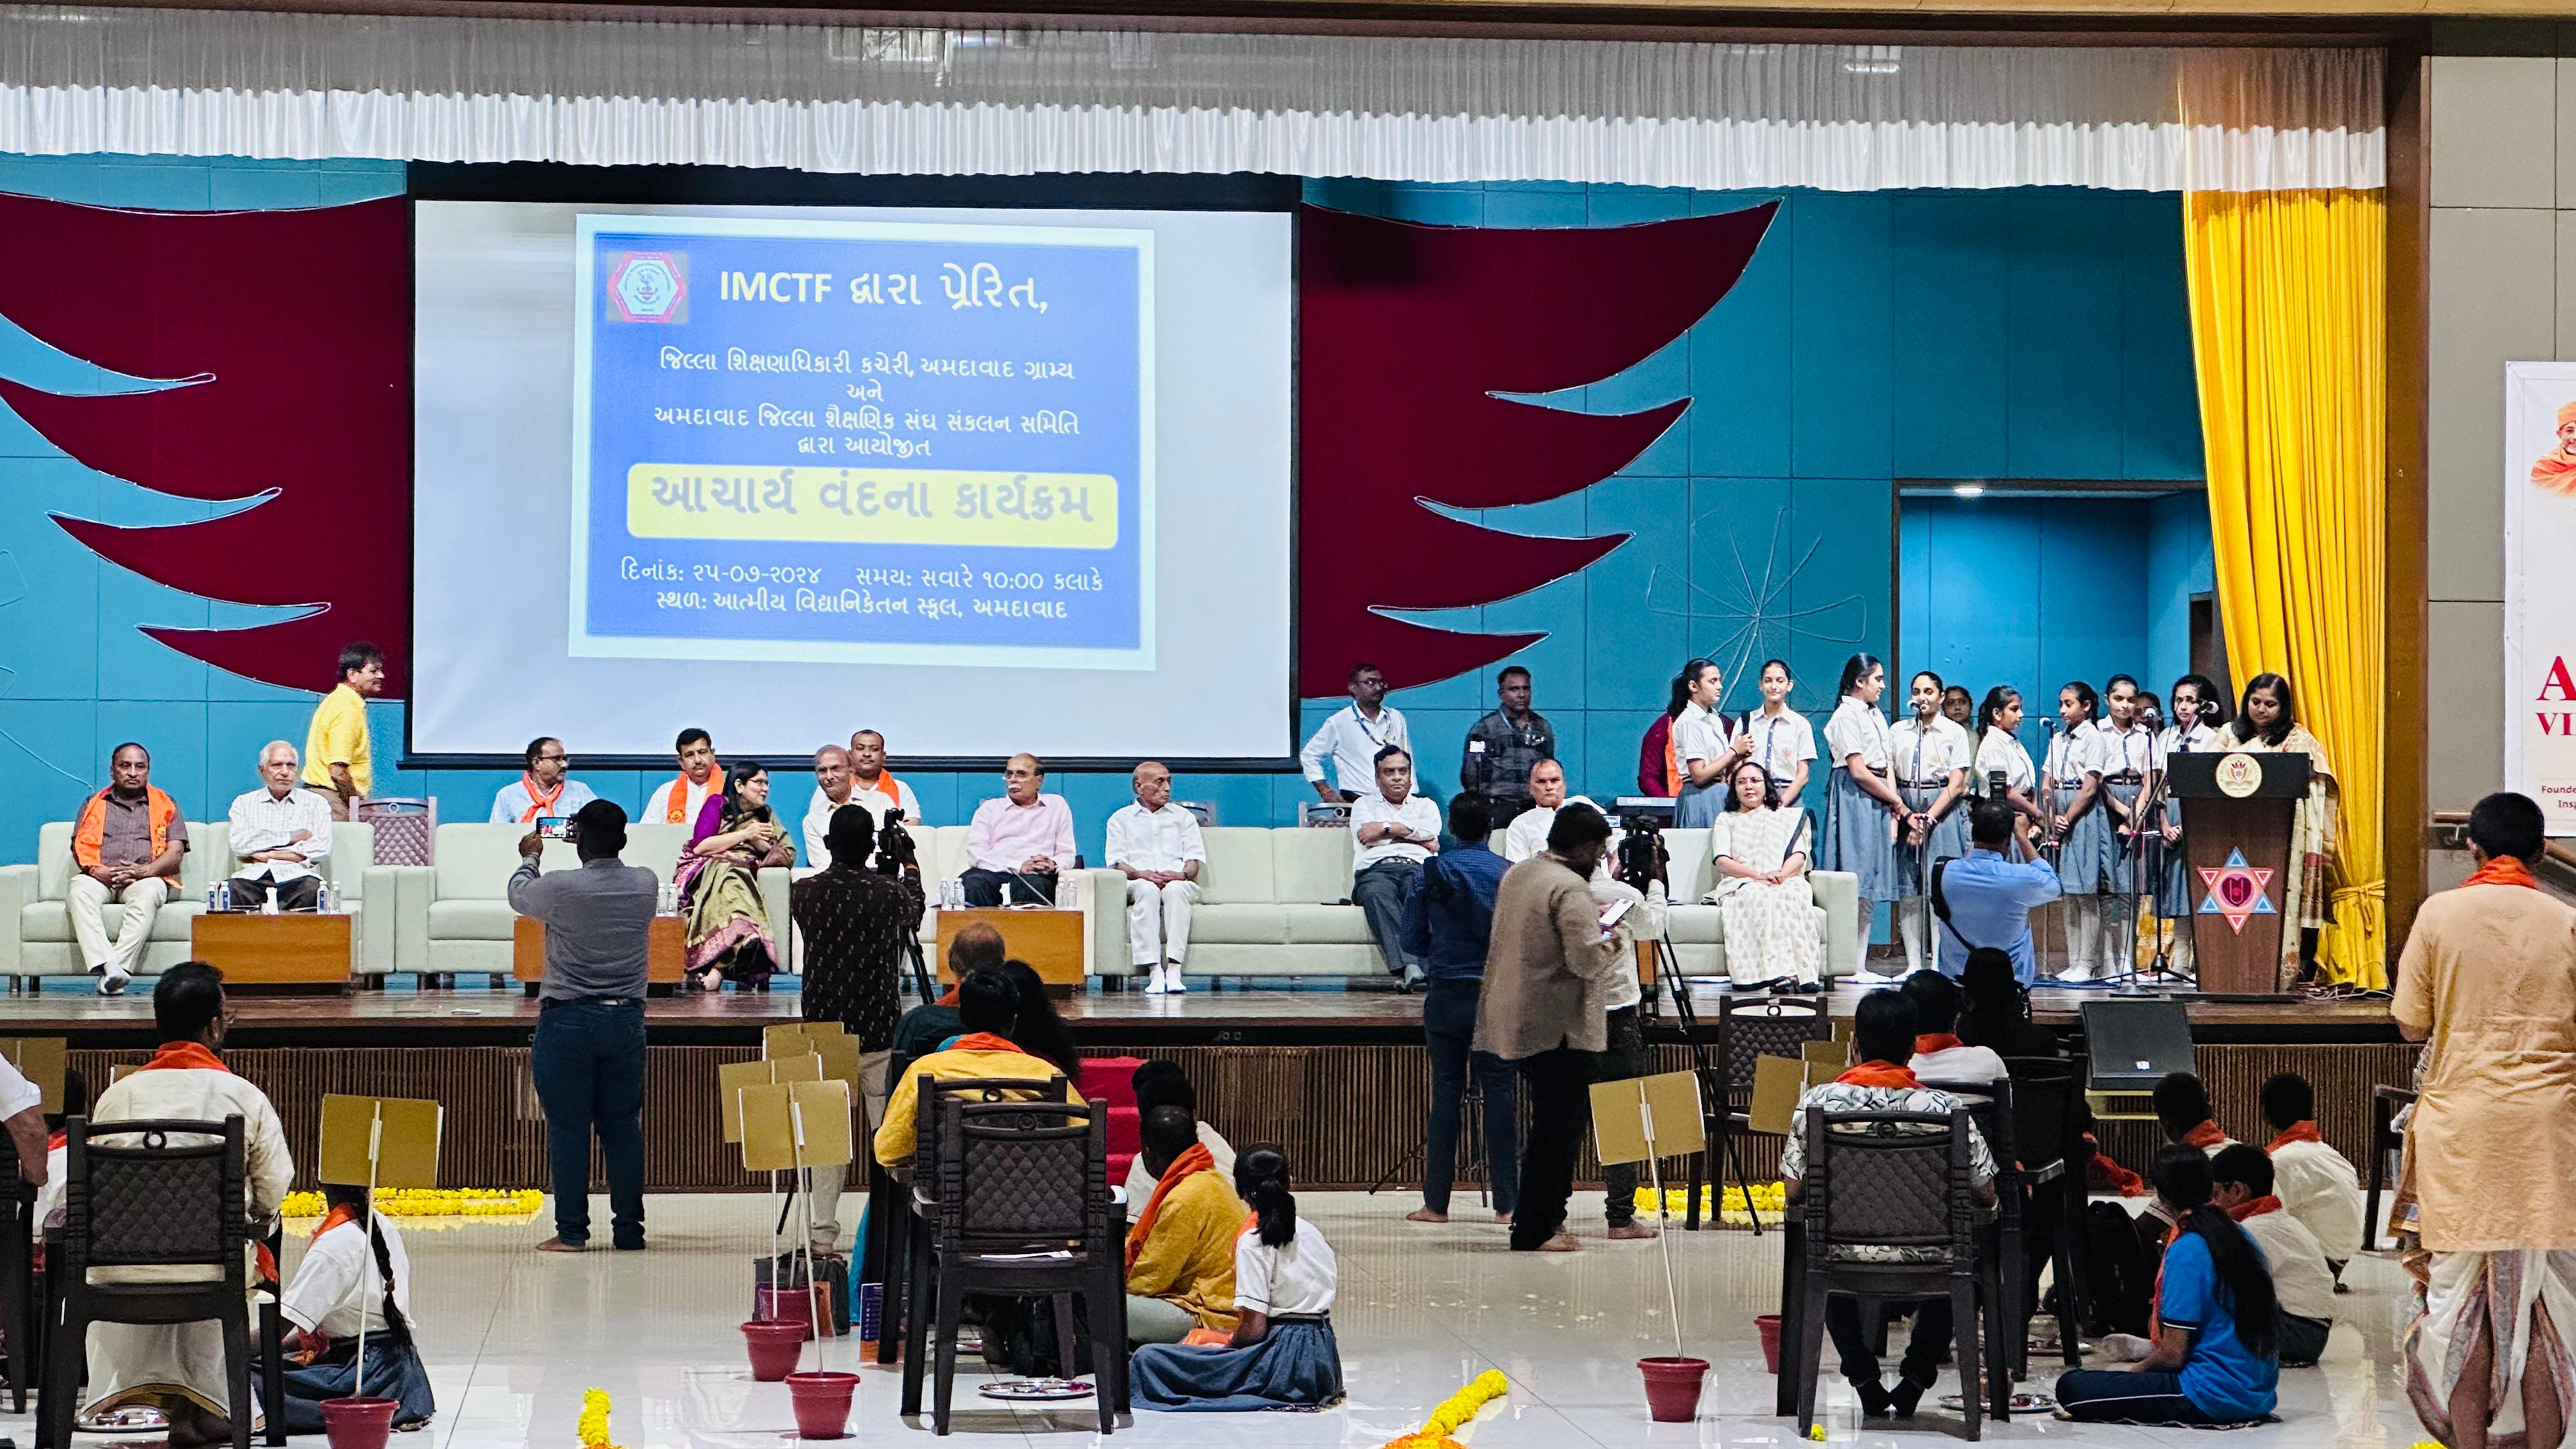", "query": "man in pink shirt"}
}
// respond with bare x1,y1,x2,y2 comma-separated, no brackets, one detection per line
962,753,1078,905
